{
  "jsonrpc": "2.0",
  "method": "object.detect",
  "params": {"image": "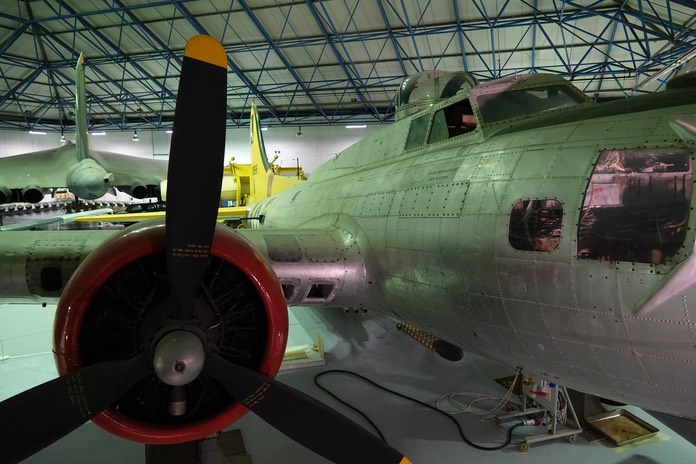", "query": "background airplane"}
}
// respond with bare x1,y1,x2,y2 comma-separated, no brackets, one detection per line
0,53,167,205
75,101,305,224
1,36,696,463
